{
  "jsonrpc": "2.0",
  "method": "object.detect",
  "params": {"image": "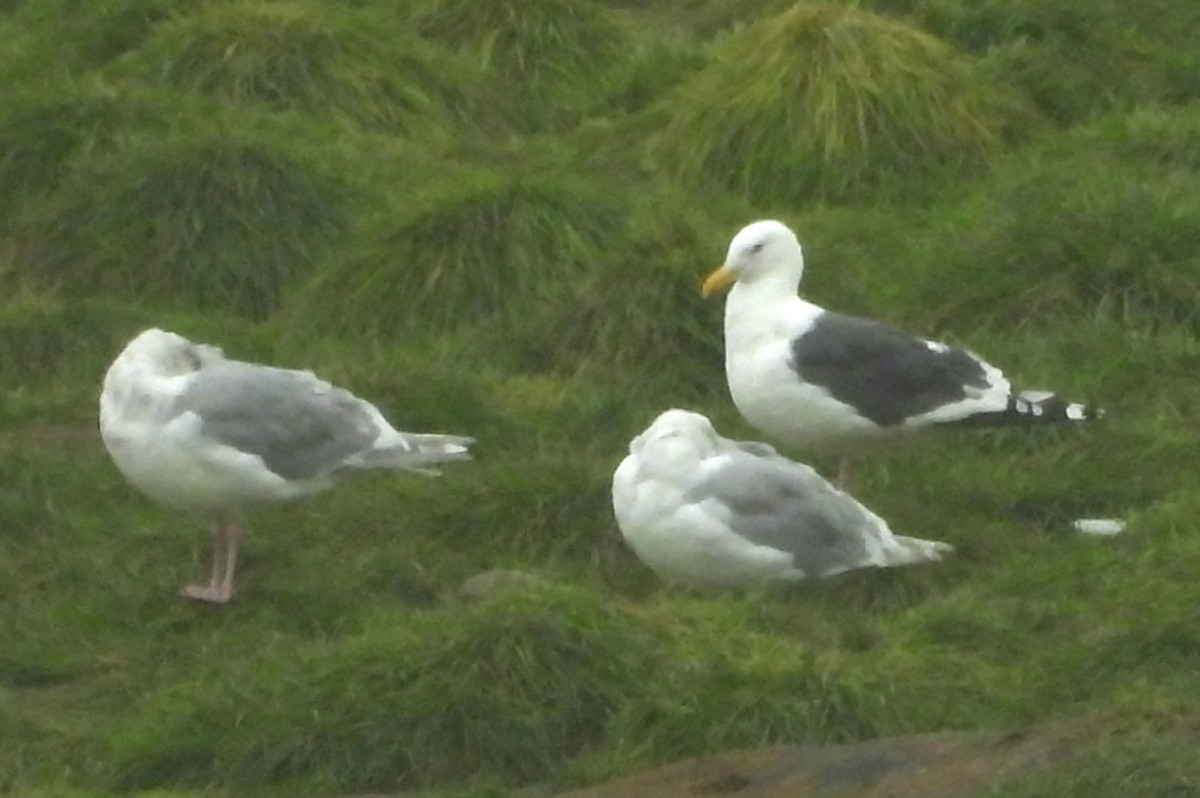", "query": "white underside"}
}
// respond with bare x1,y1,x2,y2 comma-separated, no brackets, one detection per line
101,406,328,515
723,284,1015,451
612,455,801,587
611,412,951,589
100,364,328,515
